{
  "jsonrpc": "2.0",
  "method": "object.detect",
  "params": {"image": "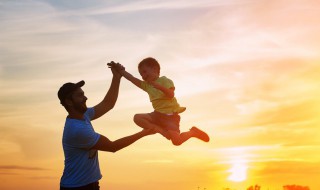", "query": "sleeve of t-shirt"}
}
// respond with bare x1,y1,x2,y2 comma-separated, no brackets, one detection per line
140,81,148,92
85,107,95,120
141,77,174,91
73,125,100,149
70,108,100,149
162,76,174,89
